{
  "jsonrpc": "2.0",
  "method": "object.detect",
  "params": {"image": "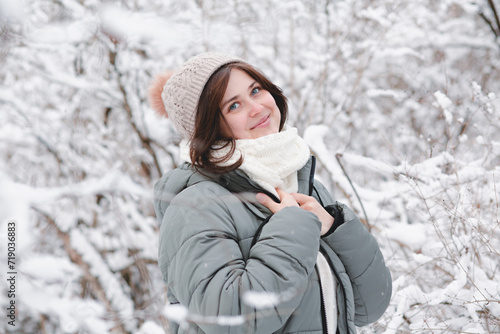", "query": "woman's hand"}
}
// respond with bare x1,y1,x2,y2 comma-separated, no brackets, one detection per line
256,189,334,236
291,193,334,236
256,188,299,212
